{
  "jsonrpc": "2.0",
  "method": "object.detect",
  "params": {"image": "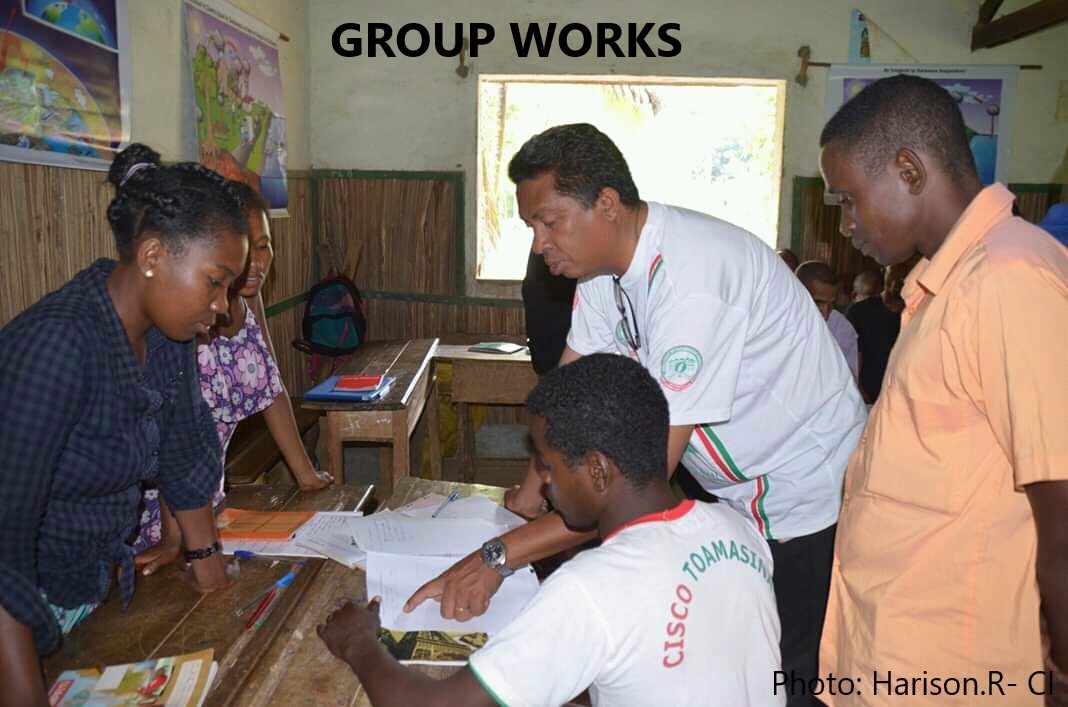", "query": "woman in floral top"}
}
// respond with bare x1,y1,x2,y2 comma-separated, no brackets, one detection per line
133,183,333,571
